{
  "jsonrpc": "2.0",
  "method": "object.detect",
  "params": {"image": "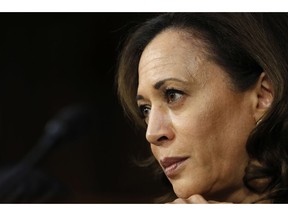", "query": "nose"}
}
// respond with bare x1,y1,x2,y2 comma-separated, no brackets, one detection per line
145,106,174,145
